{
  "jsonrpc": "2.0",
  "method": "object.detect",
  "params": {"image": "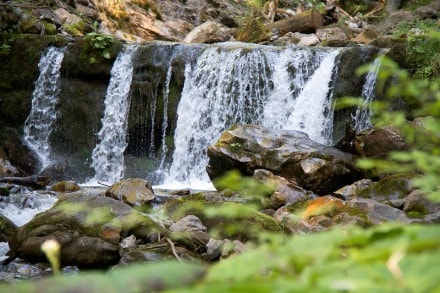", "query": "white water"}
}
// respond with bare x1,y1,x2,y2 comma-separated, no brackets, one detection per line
23,46,65,170
163,44,340,189
284,50,340,144
0,192,56,227
89,45,137,184
352,57,382,132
